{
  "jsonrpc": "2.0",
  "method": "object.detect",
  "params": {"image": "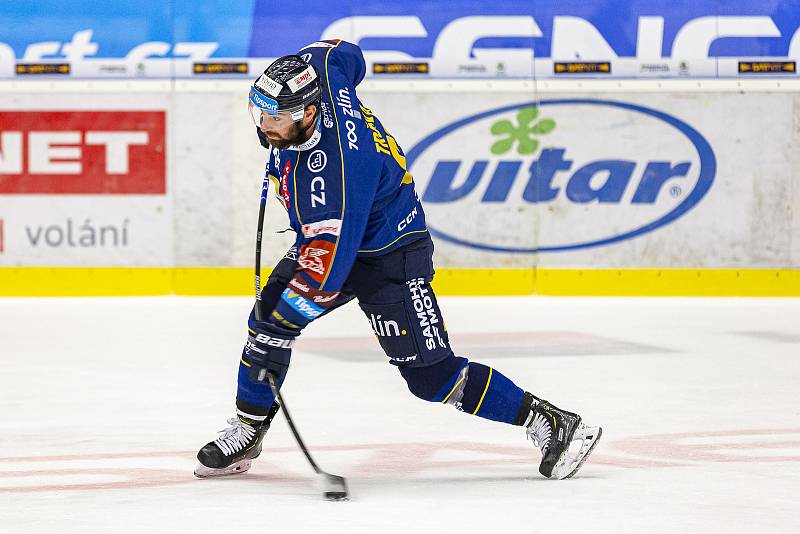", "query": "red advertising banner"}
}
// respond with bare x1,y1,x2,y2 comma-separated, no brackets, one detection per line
0,111,166,194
